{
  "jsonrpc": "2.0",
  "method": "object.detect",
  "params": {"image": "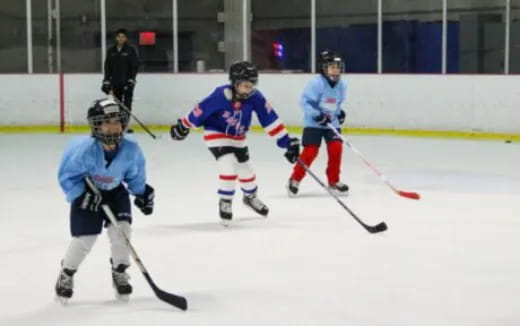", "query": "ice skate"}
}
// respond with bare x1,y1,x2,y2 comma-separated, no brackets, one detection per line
55,268,76,305
329,181,349,195
112,264,132,301
219,199,233,226
286,178,299,197
243,192,269,217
